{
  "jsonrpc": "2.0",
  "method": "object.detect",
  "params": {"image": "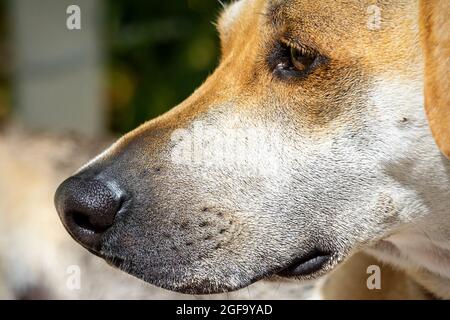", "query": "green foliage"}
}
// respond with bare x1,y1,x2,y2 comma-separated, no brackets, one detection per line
107,0,222,133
